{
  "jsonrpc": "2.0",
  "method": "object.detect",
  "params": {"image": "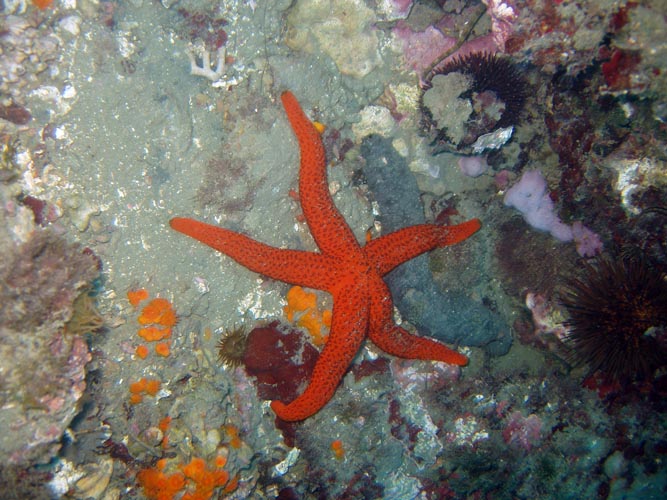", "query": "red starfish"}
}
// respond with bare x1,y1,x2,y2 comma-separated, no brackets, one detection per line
170,91,481,421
